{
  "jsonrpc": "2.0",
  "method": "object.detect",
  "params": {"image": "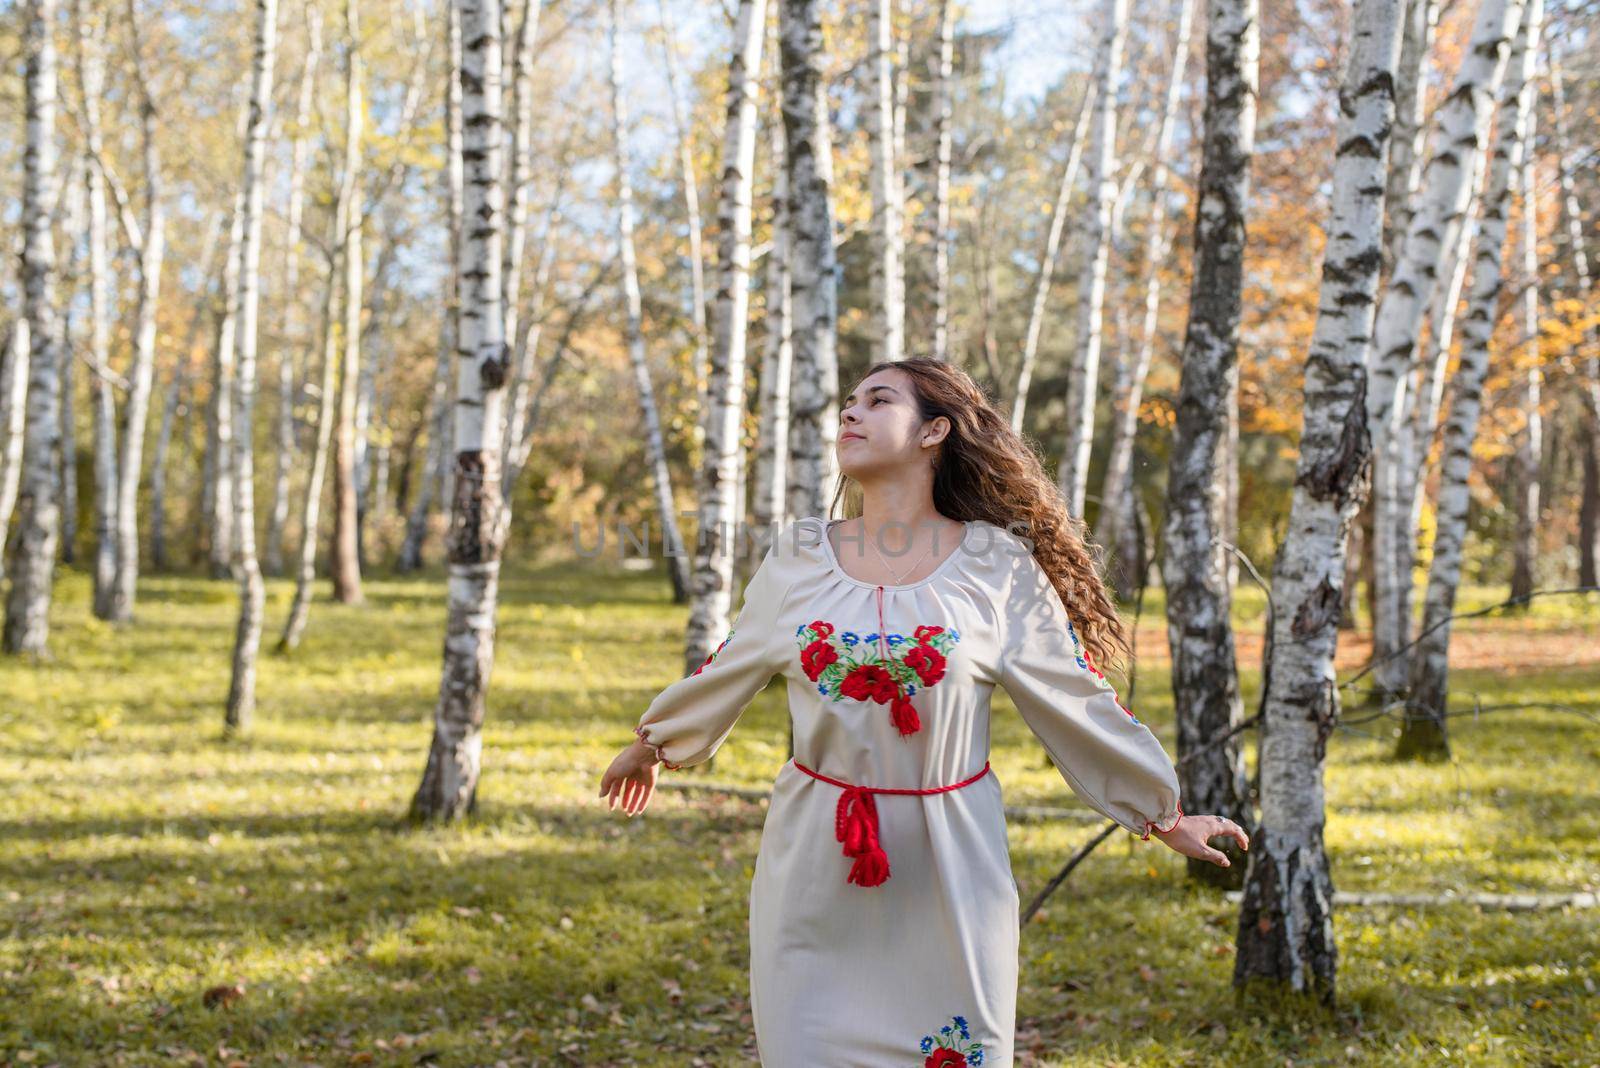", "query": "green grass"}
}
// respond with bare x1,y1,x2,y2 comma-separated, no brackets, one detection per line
2,562,1597,1066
